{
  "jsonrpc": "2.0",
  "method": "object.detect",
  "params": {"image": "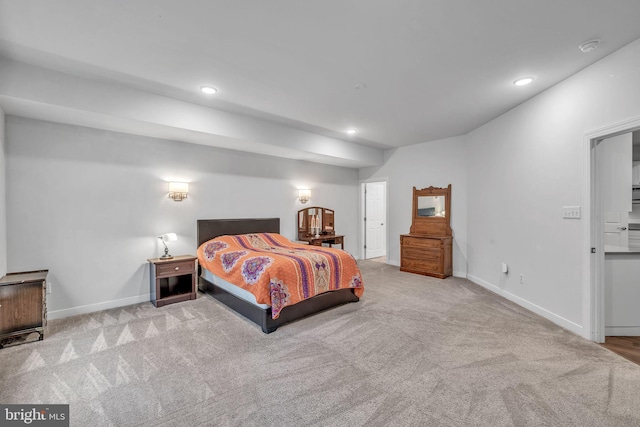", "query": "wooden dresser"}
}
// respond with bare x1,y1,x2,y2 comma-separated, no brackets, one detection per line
400,234,452,279
400,185,453,279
